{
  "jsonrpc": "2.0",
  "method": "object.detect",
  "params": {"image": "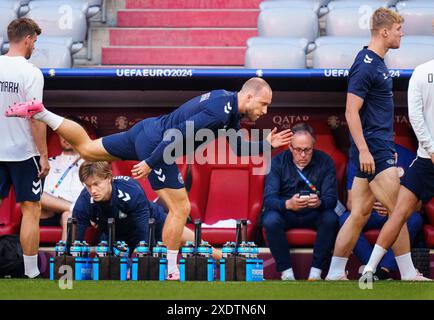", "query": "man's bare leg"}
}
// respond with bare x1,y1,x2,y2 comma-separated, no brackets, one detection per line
41,193,73,241
20,201,41,278
368,167,411,255
41,193,70,213
60,211,71,241
156,188,191,276
363,186,426,279
326,177,375,280
180,227,223,260
31,110,119,162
